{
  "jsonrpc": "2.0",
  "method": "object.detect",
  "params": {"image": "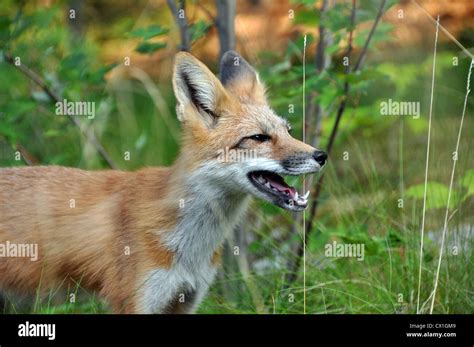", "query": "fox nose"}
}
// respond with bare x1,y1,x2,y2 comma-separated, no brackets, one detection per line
313,151,327,166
